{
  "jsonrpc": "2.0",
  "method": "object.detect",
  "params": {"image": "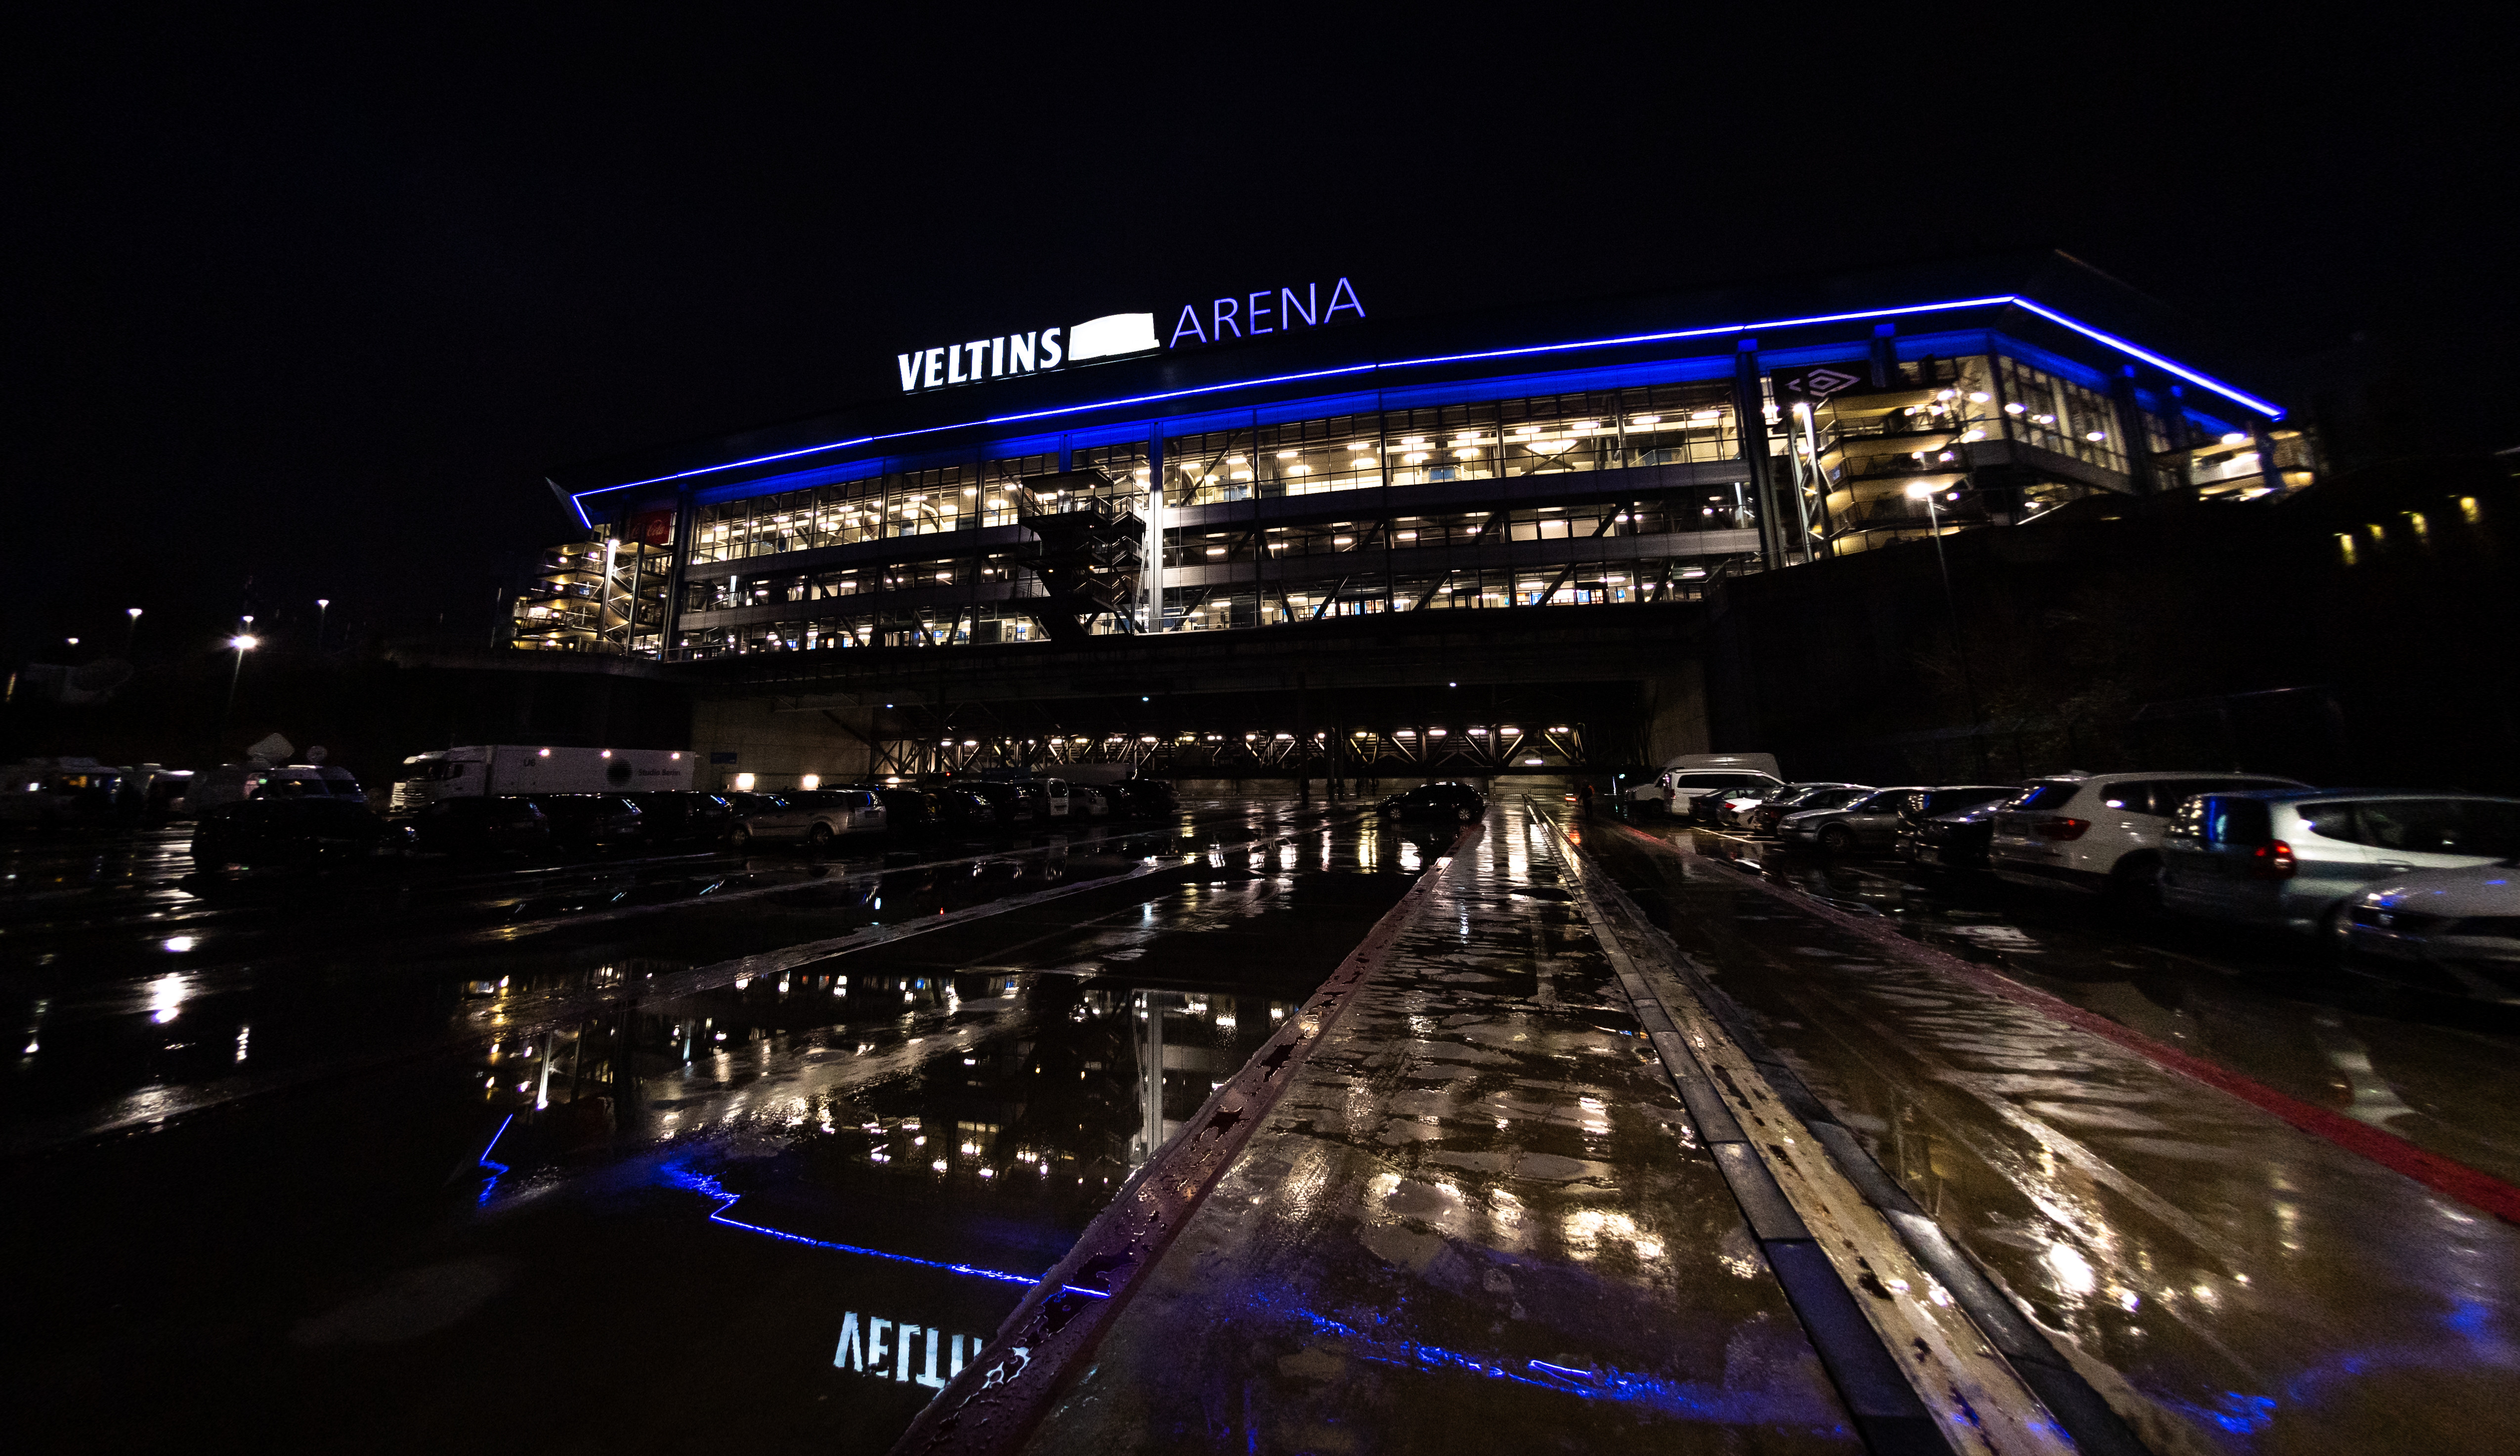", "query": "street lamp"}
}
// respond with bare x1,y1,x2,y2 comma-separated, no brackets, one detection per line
315,599,330,652
224,631,259,727
126,607,142,654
